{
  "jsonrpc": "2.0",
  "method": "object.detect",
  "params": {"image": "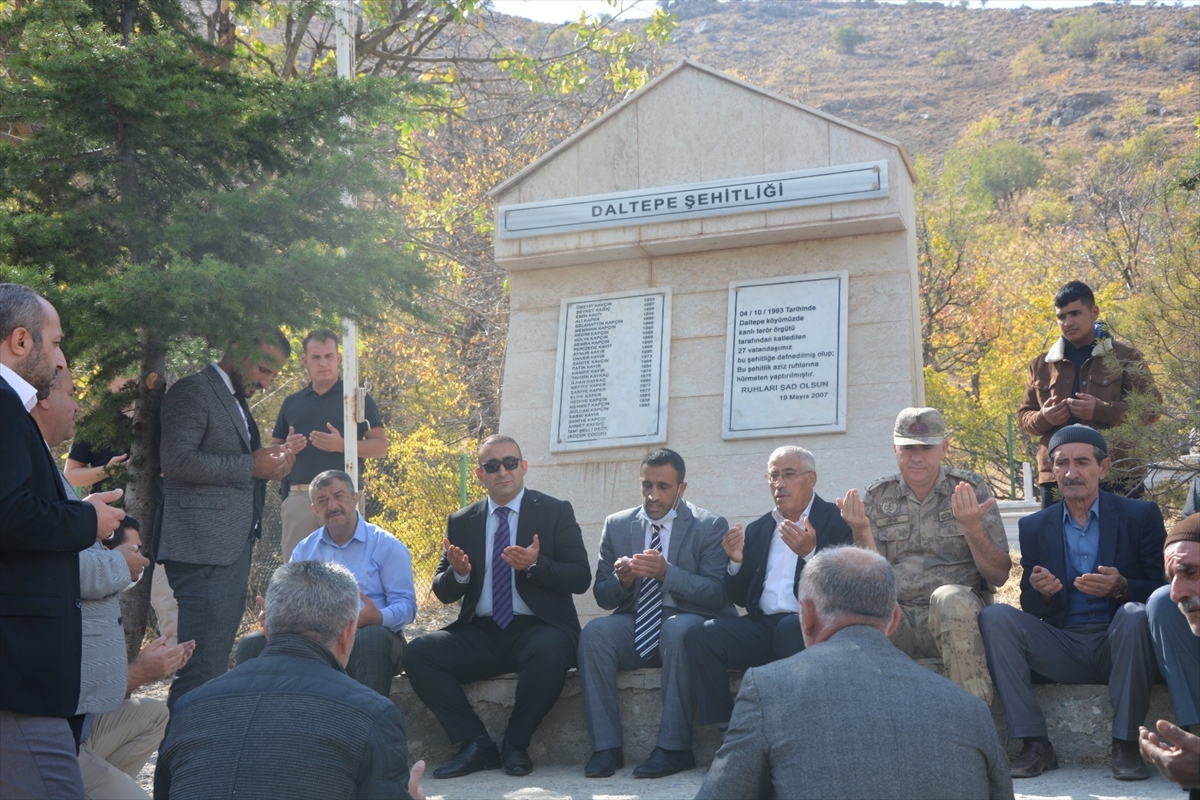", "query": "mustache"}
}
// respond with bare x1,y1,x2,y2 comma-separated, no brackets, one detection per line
1061,477,1089,487
1179,596,1200,614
